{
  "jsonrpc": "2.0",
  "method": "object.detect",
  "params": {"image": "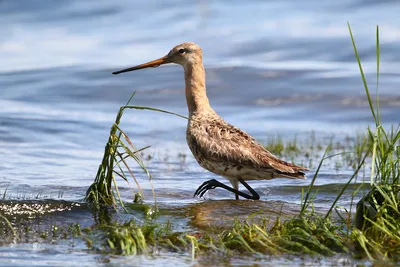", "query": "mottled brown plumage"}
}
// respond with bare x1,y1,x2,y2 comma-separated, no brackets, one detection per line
113,42,308,200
